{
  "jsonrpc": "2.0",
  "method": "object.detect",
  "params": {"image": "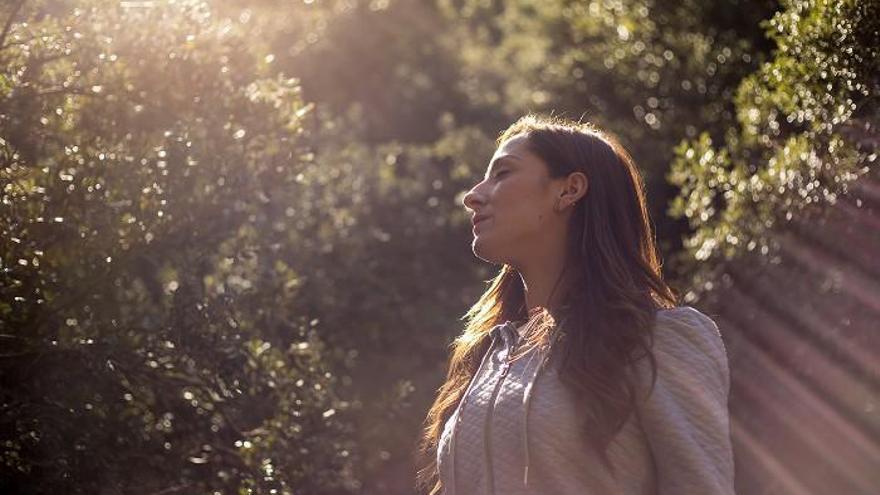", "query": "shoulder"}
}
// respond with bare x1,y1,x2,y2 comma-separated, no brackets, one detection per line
637,306,736,493
653,306,727,364
642,306,730,396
